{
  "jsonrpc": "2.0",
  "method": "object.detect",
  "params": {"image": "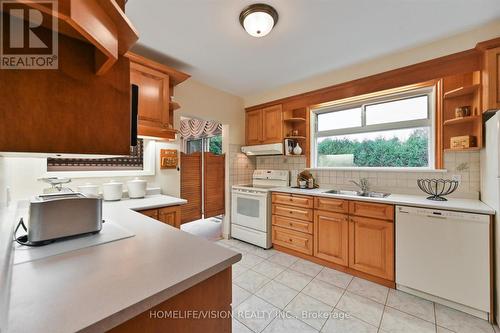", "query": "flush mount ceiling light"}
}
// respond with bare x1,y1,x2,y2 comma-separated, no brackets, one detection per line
239,3,279,38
